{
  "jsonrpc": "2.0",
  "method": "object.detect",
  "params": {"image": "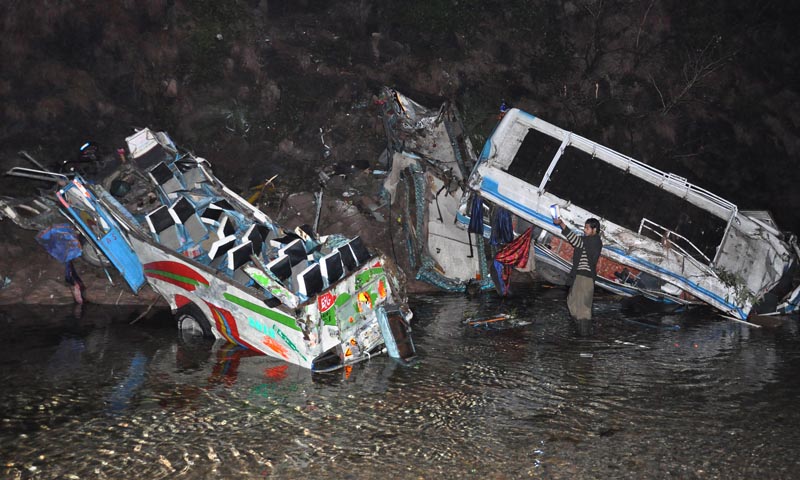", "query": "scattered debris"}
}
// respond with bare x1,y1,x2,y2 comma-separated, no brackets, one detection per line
379,87,493,293
319,127,332,159
462,312,532,330
613,340,650,349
